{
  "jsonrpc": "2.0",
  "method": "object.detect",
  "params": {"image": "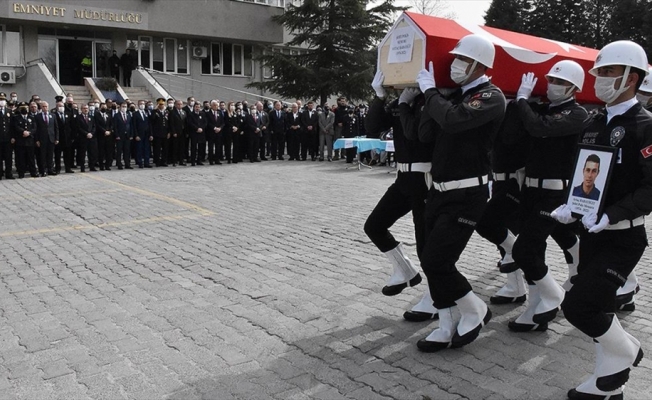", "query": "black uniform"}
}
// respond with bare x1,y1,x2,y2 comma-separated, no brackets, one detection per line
0,107,13,178
168,107,186,166
510,99,588,282
53,109,75,173
563,102,652,337
75,113,97,171
363,96,433,257
13,112,37,177
95,110,114,170
150,109,169,166
186,111,207,165
206,109,225,164
341,112,358,163
419,81,506,309
286,111,302,161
